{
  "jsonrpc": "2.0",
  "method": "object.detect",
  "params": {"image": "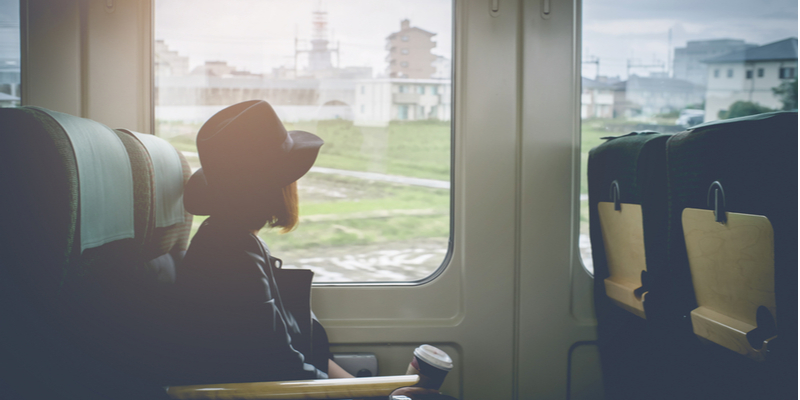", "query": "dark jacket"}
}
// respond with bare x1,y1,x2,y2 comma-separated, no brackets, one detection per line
169,218,327,384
